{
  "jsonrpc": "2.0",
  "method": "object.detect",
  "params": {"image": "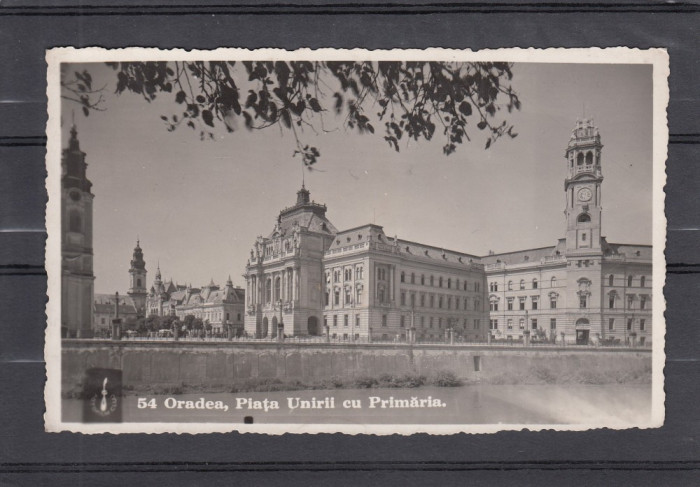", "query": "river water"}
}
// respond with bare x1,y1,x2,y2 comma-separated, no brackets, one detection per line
63,383,651,426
